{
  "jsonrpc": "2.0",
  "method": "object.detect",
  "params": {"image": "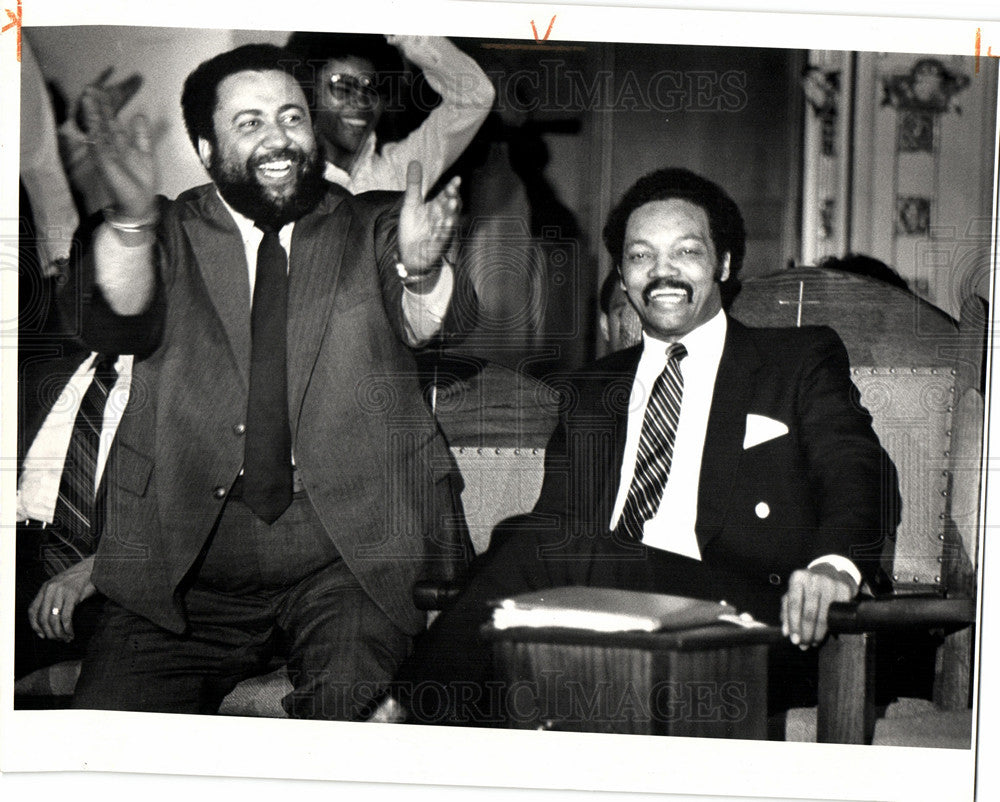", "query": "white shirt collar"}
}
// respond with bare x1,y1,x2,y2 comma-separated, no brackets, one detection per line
214,188,294,238
638,307,728,369
323,132,378,187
